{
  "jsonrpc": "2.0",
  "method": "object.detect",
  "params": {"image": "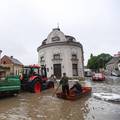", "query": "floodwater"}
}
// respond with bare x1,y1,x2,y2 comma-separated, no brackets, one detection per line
0,76,120,120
